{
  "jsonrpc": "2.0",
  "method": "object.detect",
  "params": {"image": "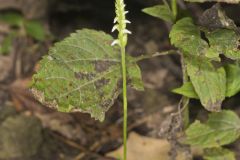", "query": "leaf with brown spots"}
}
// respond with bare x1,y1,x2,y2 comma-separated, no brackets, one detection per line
169,17,208,56
205,29,240,60
185,56,226,112
32,29,143,121
170,17,227,112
